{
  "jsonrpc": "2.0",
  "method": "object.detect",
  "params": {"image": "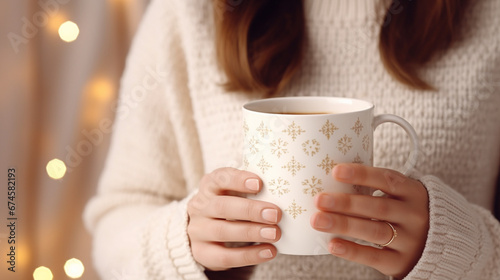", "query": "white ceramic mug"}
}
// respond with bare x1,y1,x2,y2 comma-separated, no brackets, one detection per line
242,96,419,255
